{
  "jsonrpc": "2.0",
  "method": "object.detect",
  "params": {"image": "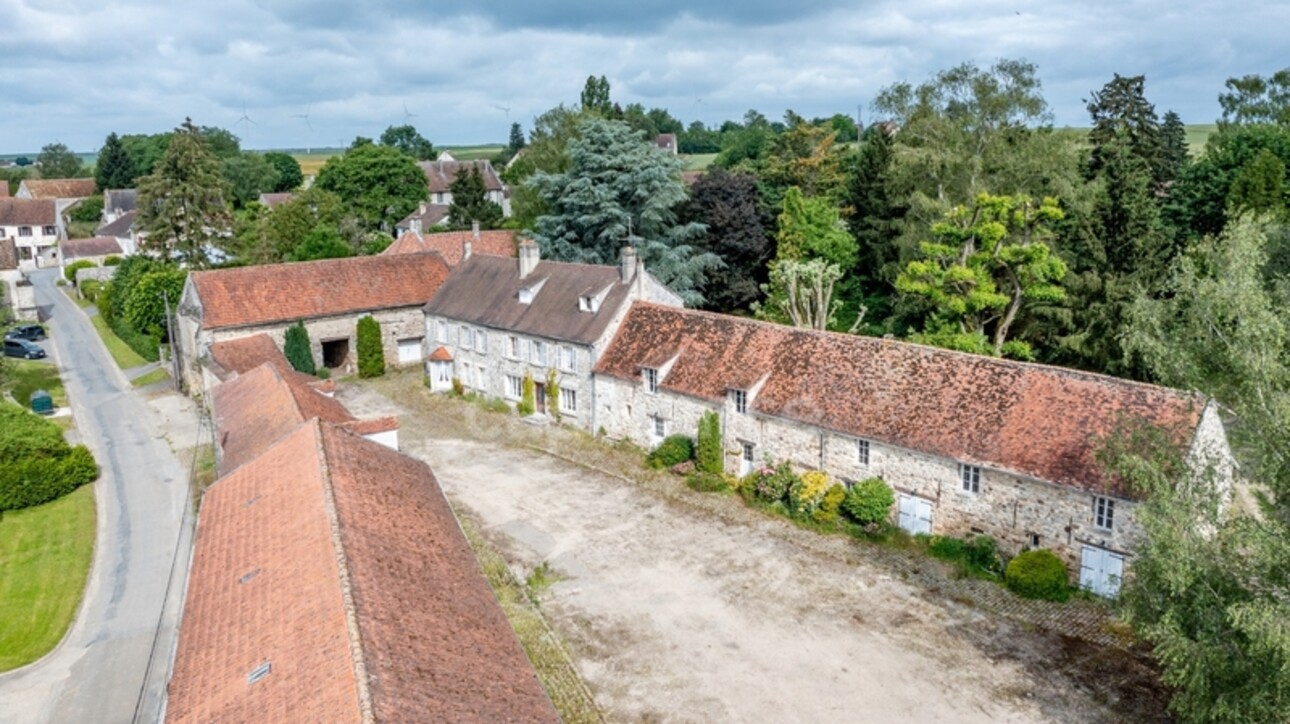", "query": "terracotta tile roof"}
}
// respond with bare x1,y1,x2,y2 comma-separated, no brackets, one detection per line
95,209,136,238
104,188,137,213
385,229,517,266
207,333,294,381
338,416,398,436
167,422,365,724
258,192,294,208
60,236,122,260
0,184,9,198
0,198,56,226
418,159,503,193
212,363,355,472
190,252,450,330
171,417,558,722
394,203,450,231
428,346,453,362
595,304,1207,498
424,253,634,345
19,178,96,199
